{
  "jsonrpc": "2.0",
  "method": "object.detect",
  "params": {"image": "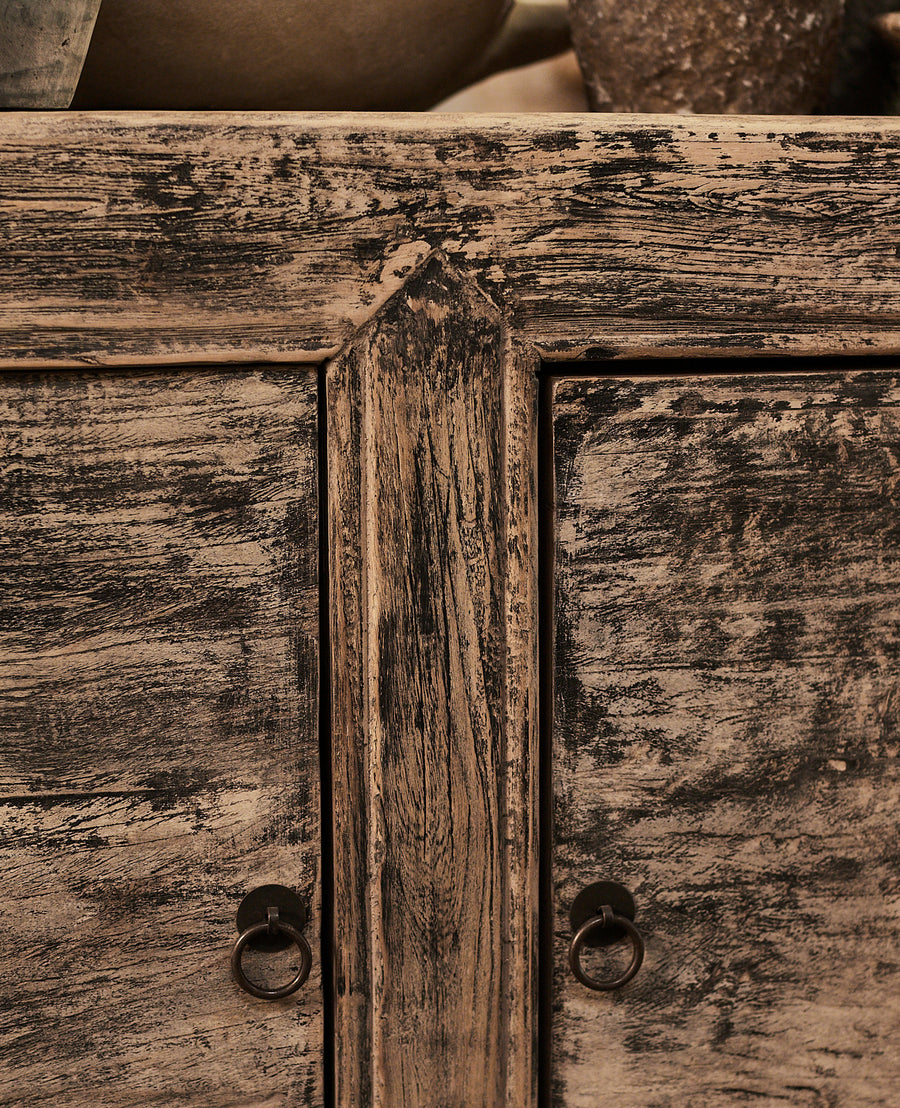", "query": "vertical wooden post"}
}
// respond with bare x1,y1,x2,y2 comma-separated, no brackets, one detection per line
328,253,538,1106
